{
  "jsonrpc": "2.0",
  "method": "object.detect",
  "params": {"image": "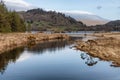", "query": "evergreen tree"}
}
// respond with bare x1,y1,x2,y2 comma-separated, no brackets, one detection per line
0,1,11,32
0,0,26,33
10,11,23,32
0,14,11,32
